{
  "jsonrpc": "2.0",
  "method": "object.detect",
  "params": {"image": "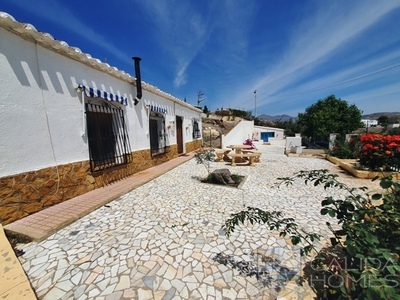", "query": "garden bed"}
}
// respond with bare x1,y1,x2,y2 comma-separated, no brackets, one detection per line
326,155,400,180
